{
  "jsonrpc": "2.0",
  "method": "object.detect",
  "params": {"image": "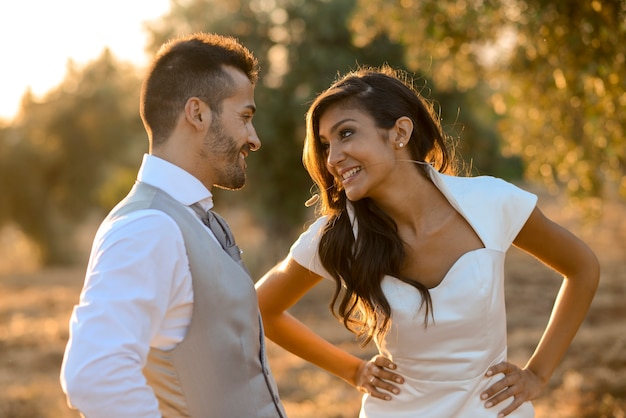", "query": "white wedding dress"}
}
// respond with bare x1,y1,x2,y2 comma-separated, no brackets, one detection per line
290,165,537,417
